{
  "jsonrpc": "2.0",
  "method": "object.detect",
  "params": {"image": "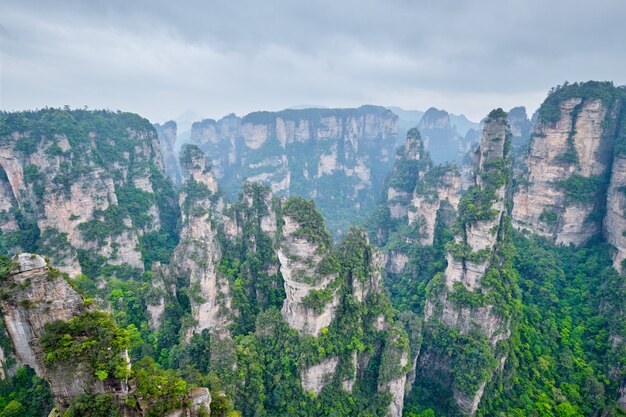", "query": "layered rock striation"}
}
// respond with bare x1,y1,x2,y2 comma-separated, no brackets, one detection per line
511,82,626,270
